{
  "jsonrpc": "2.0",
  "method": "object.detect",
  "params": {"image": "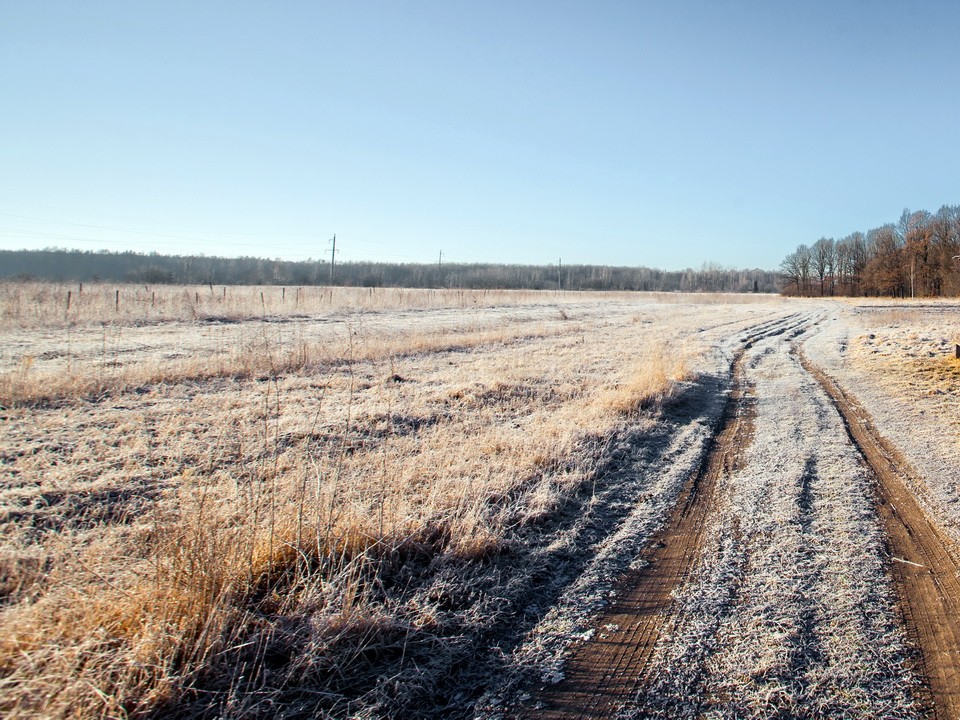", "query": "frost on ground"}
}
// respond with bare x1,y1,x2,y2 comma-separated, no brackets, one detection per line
475,370,729,710
4,289,947,719
0,289,791,720
627,315,921,719
805,302,960,551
